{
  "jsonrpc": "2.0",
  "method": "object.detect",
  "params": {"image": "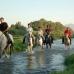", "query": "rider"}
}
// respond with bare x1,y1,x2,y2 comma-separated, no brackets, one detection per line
64,27,72,44
23,23,34,44
37,26,44,42
45,25,52,35
0,17,11,44
38,27,43,37
27,24,33,35
45,25,53,43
